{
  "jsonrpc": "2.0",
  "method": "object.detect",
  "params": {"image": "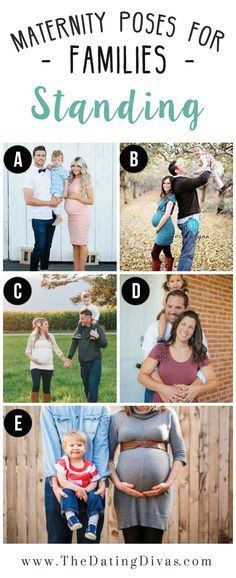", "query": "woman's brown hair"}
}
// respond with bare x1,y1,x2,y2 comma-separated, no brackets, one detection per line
31,317,53,346
167,310,207,364
124,406,168,415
